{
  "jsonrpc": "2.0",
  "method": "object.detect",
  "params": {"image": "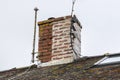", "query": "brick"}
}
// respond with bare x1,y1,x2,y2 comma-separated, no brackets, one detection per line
39,36,51,39
55,31,63,34
54,44,62,47
39,43,48,46
39,55,52,59
64,36,70,38
54,24,63,28
53,29,58,32
40,37,48,41
38,54,49,57
40,58,51,63
52,48,57,50
43,29,52,33
59,39,68,43
64,42,70,45
63,52,73,54
64,49,72,52
52,35,58,38
59,27,69,30
64,30,70,32
39,32,43,36
40,39,51,42
59,33,67,36
52,55,57,57
48,42,52,45
54,37,62,40
39,50,48,53
43,33,52,36
39,24,51,27
43,30,49,33
38,23,52,63
43,26,52,30
58,53,67,56
59,46,69,49
53,50,62,53
53,41,57,44
47,36,52,39
42,47,51,50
